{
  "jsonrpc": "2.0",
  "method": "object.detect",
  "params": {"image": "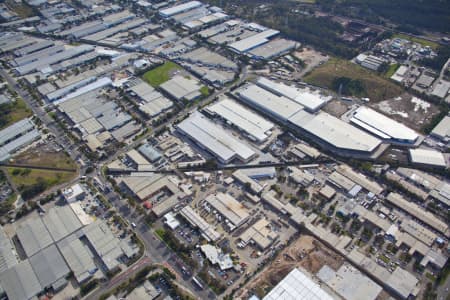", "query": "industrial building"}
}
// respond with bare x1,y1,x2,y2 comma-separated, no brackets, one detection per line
355,54,386,71
0,227,17,273
177,112,256,164
0,260,42,300
159,1,203,18
42,206,83,242
200,244,233,270
205,193,250,229
239,219,278,250
128,80,173,117
288,111,383,159
205,98,274,143
180,206,221,242
317,264,382,300
249,38,298,60
138,143,162,163
229,29,280,54
120,174,186,216
263,268,334,300
350,107,420,145
16,217,54,258
237,83,304,122
256,77,328,112
0,118,40,161
232,170,264,194
431,115,450,142
160,75,202,102
409,148,447,168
